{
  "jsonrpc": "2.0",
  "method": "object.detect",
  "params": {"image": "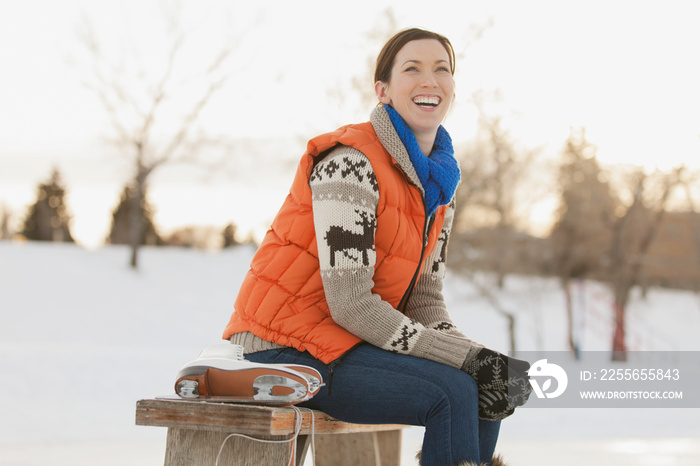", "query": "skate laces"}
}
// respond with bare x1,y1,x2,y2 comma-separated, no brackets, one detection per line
215,405,316,466
229,344,245,361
